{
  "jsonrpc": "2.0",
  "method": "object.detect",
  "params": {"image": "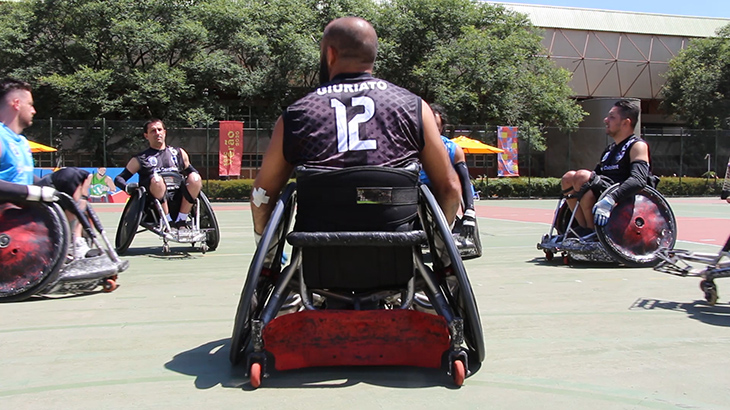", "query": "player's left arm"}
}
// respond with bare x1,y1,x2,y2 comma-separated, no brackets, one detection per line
179,148,199,176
